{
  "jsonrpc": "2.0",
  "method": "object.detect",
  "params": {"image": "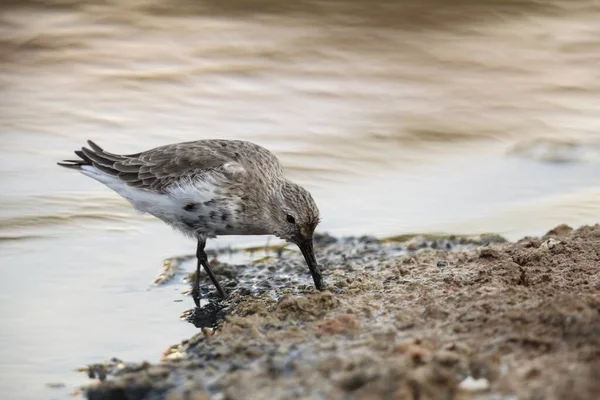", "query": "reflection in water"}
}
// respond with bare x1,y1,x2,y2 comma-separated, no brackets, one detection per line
0,0,599,398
